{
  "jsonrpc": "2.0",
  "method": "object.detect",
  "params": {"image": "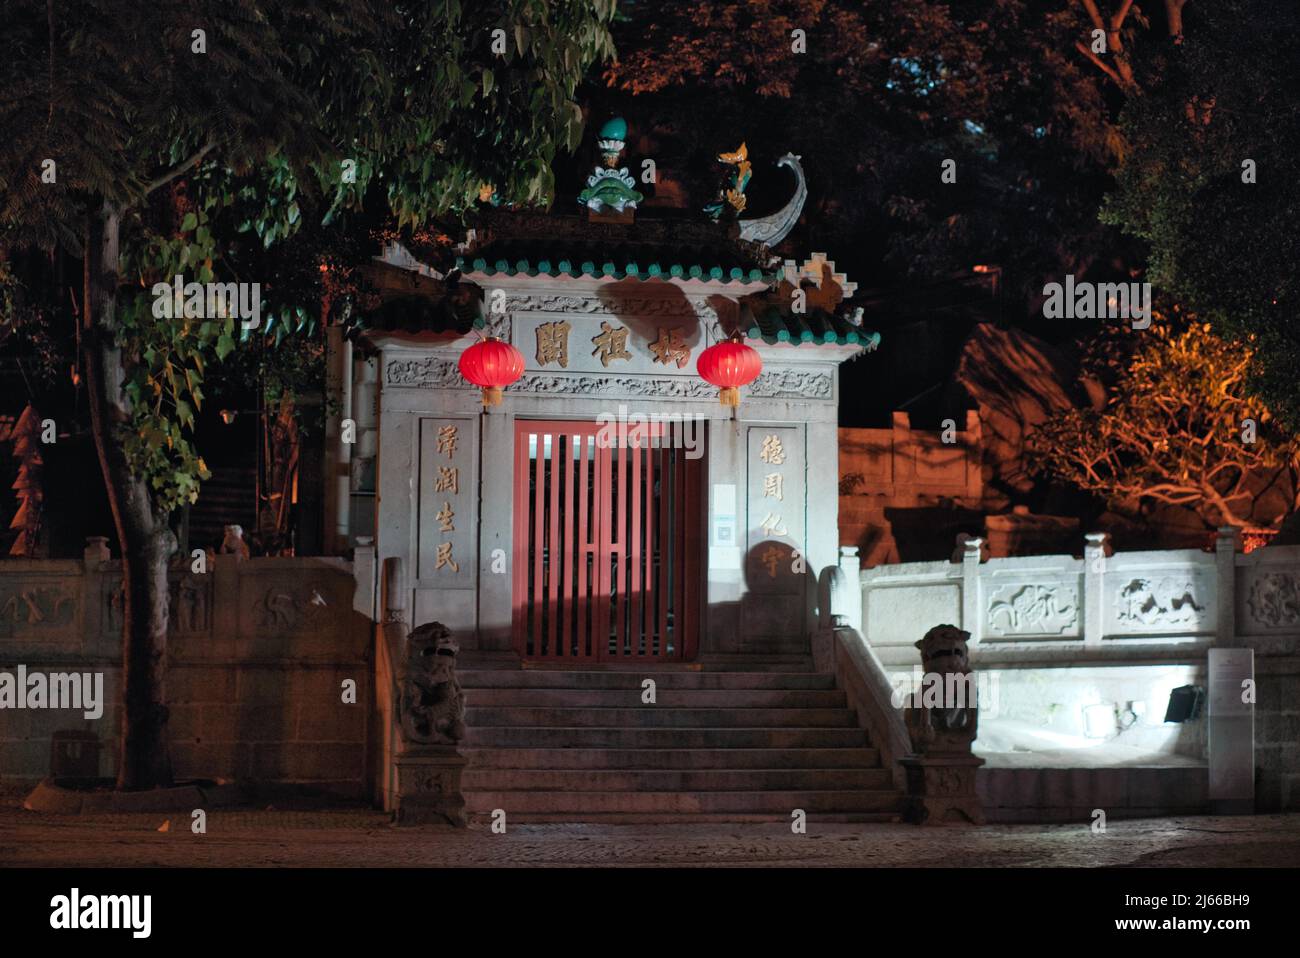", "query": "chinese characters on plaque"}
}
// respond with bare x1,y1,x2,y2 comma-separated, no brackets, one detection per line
421,419,472,581
530,319,693,371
